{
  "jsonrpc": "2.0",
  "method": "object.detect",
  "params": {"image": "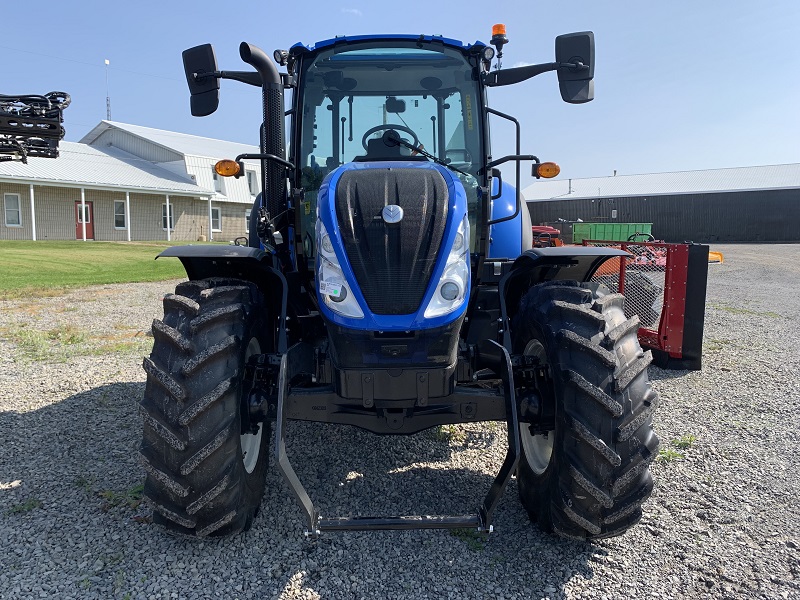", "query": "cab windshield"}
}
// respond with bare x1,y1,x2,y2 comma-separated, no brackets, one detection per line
295,41,484,245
